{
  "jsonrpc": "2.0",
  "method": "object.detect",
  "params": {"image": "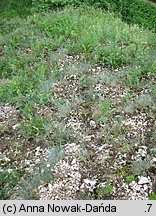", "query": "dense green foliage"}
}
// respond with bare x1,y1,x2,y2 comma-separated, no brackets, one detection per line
0,170,20,199
114,0,156,31
0,0,32,19
1,0,156,31
32,0,156,31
